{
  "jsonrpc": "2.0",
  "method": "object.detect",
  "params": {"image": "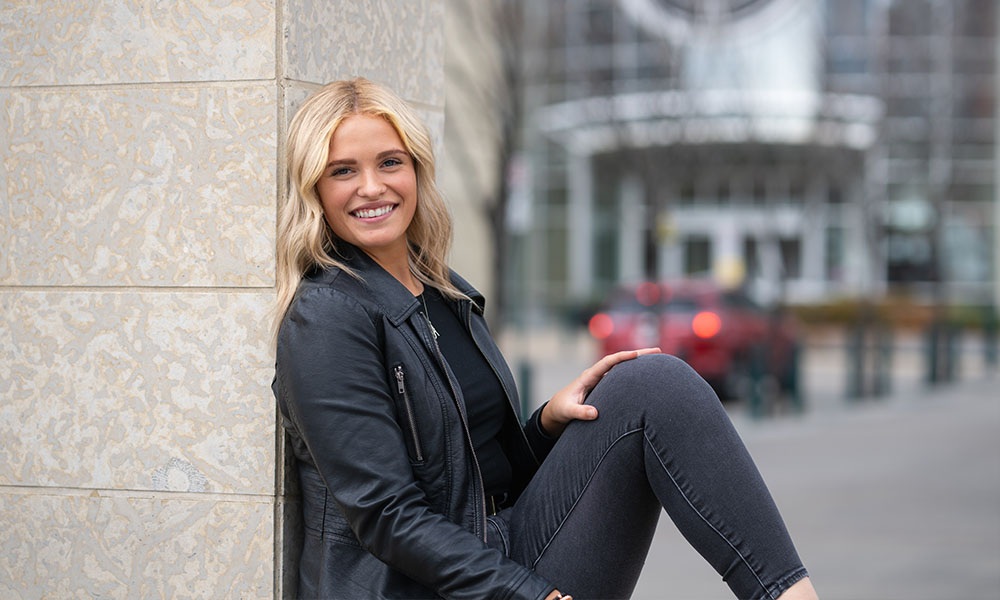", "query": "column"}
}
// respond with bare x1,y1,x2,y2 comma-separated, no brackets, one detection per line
568,151,594,297
618,174,644,283
0,1,445,597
